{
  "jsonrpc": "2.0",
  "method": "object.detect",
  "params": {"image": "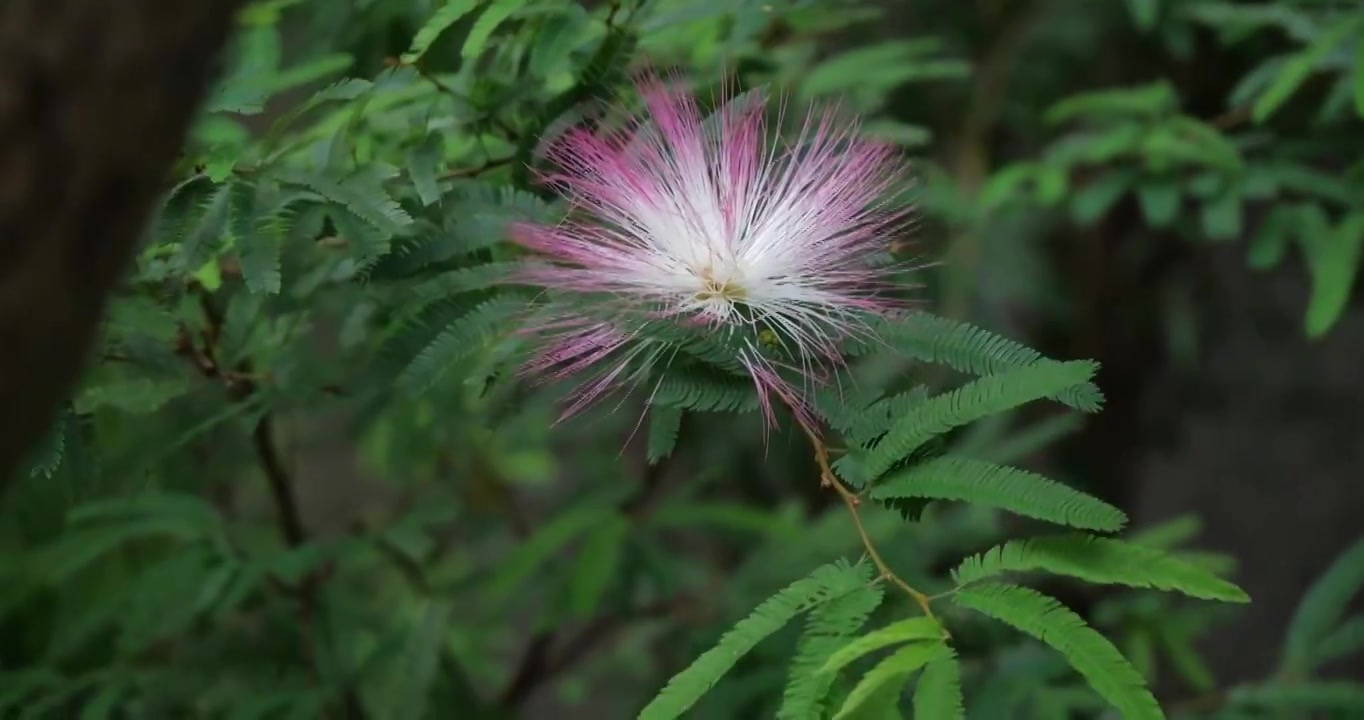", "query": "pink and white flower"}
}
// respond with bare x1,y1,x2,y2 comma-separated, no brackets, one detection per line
511,73,913,426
